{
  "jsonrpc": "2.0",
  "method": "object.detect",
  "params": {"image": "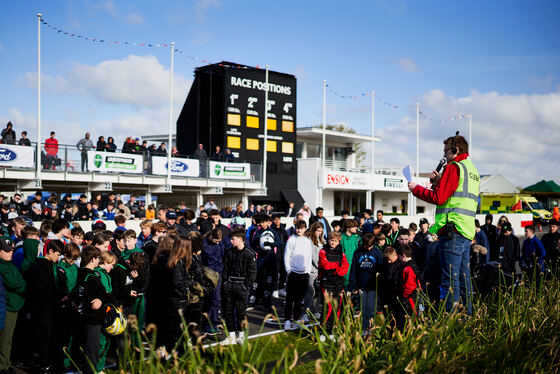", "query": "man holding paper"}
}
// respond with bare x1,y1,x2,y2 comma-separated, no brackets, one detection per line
407,133,479,315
